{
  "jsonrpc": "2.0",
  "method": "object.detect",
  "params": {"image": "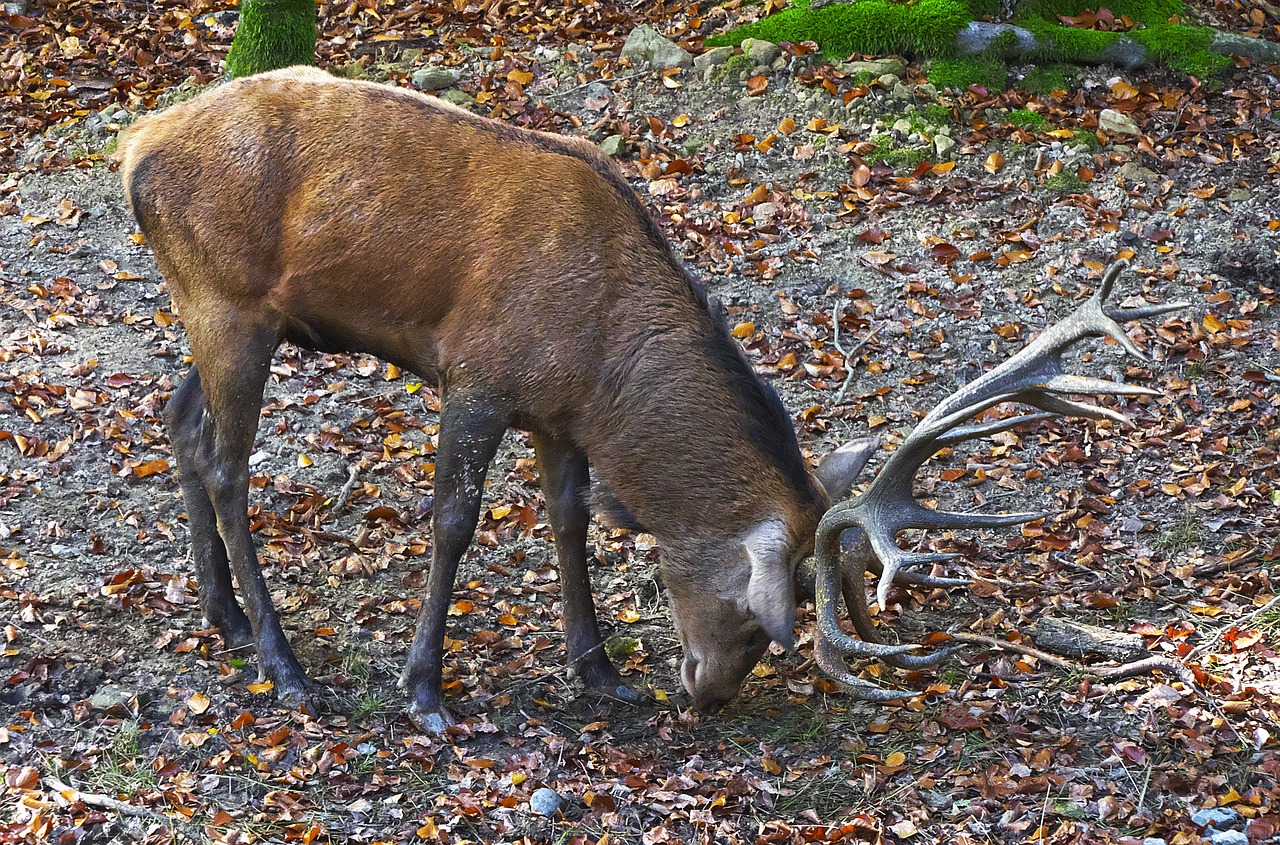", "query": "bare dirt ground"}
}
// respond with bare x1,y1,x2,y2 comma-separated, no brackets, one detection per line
2,8,1280,845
